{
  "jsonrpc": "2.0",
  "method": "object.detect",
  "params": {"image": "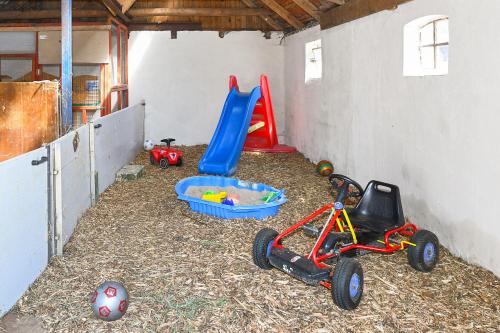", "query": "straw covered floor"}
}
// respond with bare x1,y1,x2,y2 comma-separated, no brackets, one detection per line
2,146,499,332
